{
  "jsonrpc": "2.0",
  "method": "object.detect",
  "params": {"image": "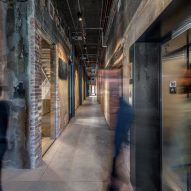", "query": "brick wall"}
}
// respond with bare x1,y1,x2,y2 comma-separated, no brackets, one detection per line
28,18,70,167
28,15,71,168
0,0,71,169
28,17,43,168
